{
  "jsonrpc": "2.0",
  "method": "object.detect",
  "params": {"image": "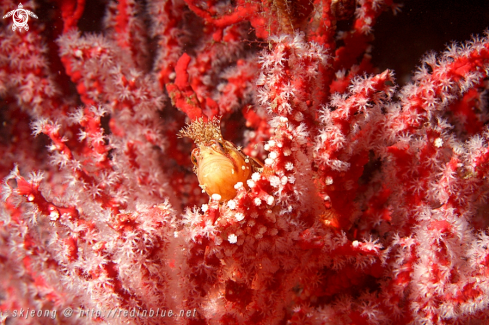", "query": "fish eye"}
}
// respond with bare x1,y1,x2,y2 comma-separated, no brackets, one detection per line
191,154,198,165
213,140,227,153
